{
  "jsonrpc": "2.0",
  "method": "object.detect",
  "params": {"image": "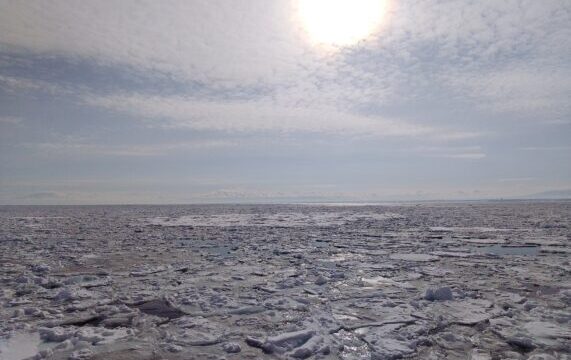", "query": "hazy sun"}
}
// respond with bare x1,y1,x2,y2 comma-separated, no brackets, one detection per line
297,0,389,47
